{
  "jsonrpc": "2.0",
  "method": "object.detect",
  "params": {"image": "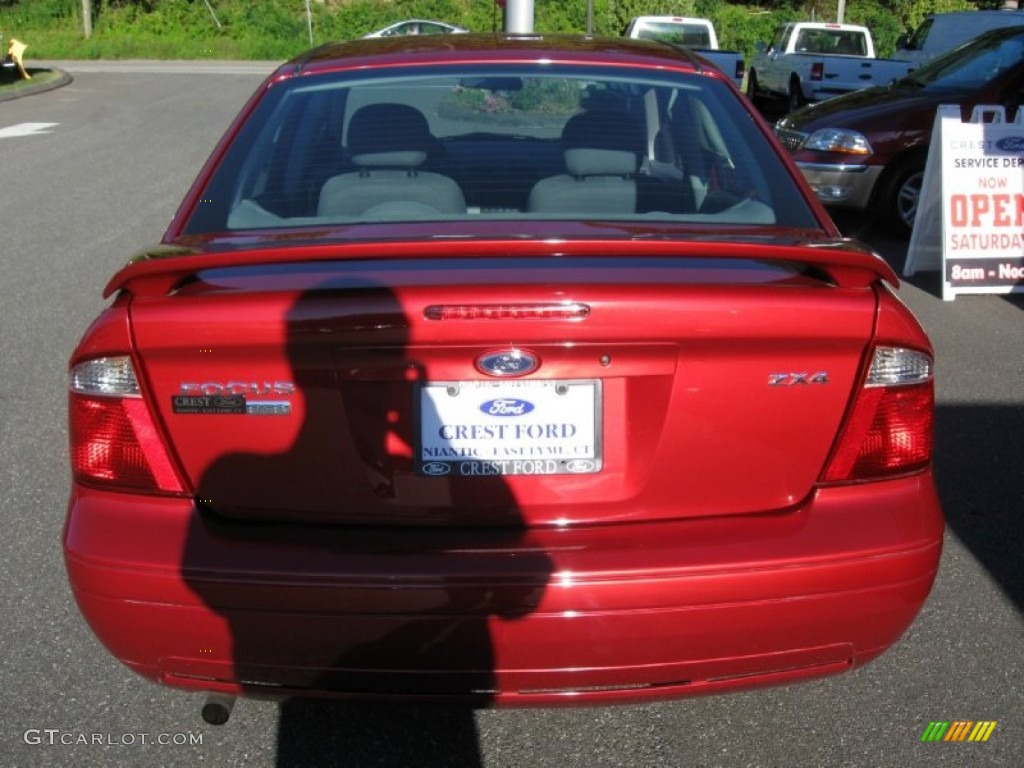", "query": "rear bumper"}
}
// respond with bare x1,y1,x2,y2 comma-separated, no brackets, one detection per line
64,474,943,706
